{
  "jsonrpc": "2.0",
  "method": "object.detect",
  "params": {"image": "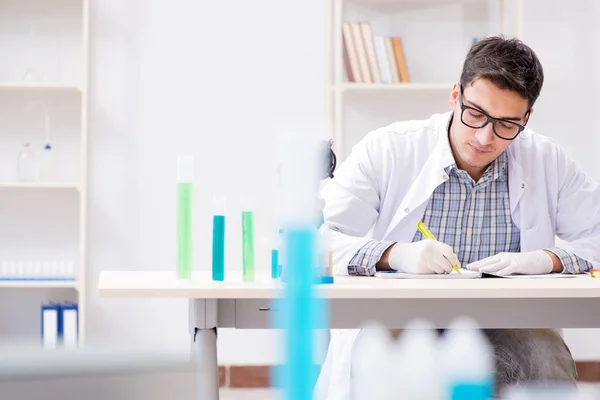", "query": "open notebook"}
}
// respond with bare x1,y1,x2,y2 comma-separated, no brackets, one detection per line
374,270,576,279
